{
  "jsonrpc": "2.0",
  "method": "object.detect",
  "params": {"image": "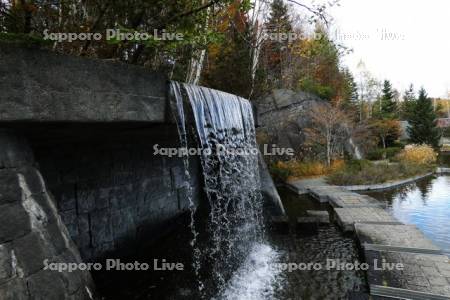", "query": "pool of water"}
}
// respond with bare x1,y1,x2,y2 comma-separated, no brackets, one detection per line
96,188,367,299
269,188,367,299
365,175,450,254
